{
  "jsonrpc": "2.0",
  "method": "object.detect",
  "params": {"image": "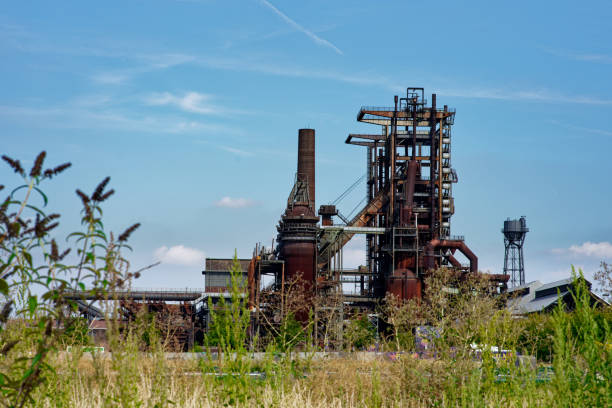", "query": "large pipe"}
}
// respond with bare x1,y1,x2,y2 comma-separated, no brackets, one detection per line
430,94,436,236
390,97,398,227
402,160,418,225
411,94,417,160
446,254,462,268
424,239,478,273
247,256,256,308
297,129,315,207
